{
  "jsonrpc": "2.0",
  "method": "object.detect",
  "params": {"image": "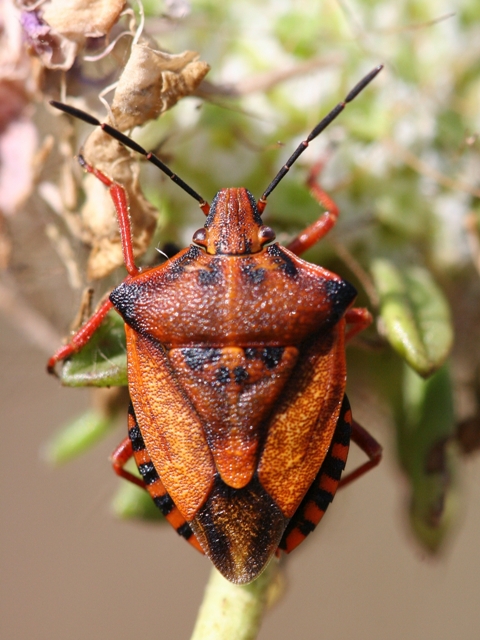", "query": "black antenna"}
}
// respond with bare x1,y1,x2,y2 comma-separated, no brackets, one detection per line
49,101,209,211
259,65,383,206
